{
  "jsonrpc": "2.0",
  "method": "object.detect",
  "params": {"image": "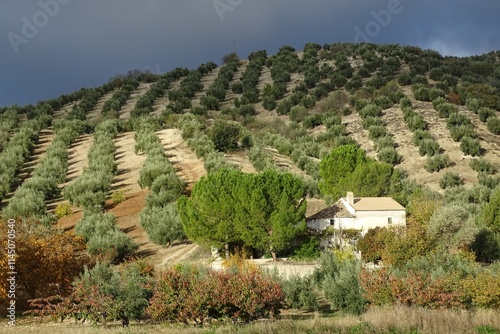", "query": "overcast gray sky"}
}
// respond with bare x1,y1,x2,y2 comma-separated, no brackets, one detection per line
1,0,499,107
